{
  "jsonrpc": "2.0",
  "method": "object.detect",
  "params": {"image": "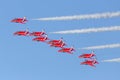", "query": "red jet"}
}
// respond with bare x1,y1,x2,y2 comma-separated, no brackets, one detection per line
81,59,99,67
29,30,46,37
11,17,27,24
78,51,96,59
58,46,75,54
48,37,63,45
32,35,48,42
14,29,29,36
50,42,66,48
